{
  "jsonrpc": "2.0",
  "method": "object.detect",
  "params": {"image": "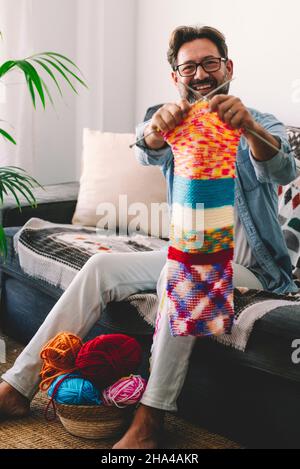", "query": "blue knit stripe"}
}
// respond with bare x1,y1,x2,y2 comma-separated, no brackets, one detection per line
172,176,235,209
